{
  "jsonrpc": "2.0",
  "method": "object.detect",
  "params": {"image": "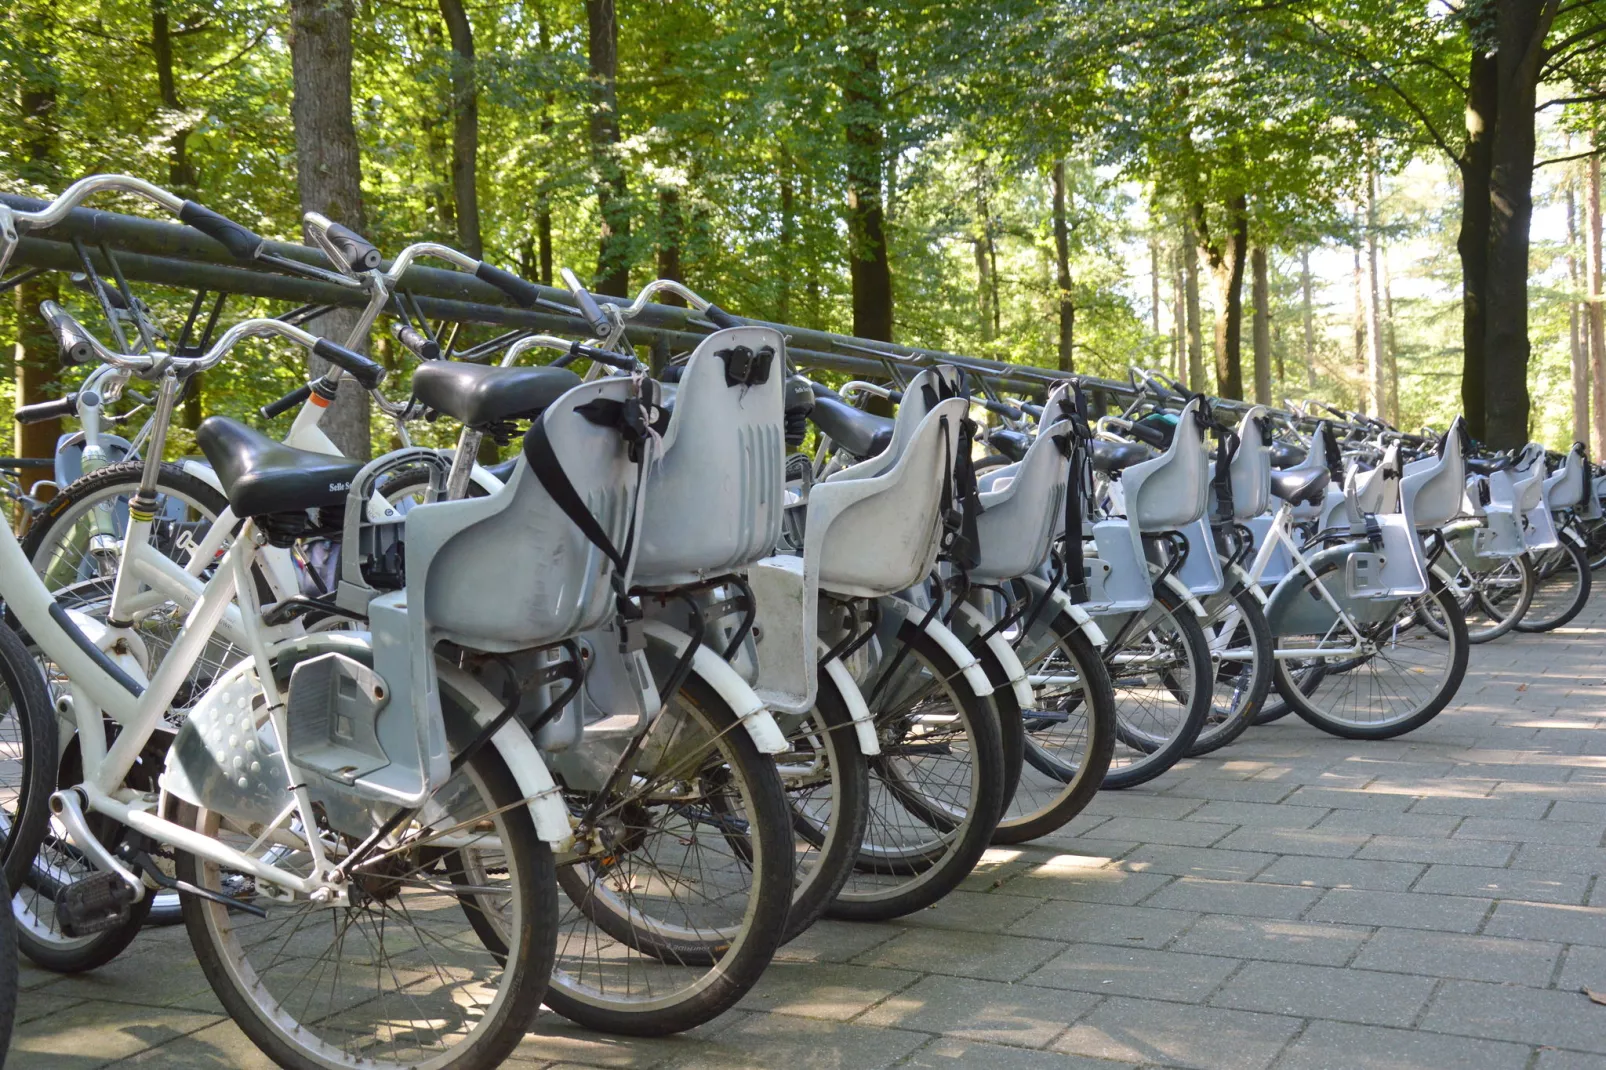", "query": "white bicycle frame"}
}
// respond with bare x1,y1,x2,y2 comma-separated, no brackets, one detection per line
1241,499,1371,660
